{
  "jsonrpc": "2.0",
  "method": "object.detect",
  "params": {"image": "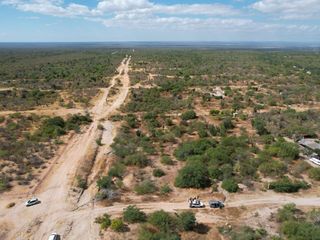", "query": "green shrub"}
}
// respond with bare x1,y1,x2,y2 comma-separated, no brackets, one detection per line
230,226,267,240
134,180,157,195
281,220,320,240
251,118,269,135
124,153,149,168
221,117,234,130
210,109,220,116
138,224,180,240
153,168,165,177
208,167,223,180
95,213,111,230
174,139,216,161
97,175,112,189
308,168,320,181
161,155,174,165
178,211,196,231
108,163,125,178
110,218,126,232
222,178,238,193
66,114,92,128
0,176,10,192
125,114,138,128
76,176,87,189
36,116,66,139
239,158,258,178
160,184,172,195
276,203,297,222
181,110,197,121
269,177,310,193
148,210,177,233
259,160,287,177
175,161,211,189
267,141,300,161
208,124,218,136
123,205,146,223
96,138,103,146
